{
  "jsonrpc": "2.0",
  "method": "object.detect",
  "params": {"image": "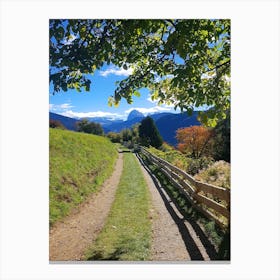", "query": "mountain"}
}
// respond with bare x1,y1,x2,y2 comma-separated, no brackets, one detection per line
49,112,79,131
102,110,145,133
155,112,200,146
49,110,201,147
149,112,173,121
87,117,122,127
103,110,201,146
103,117,143,133
127,110,145,121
